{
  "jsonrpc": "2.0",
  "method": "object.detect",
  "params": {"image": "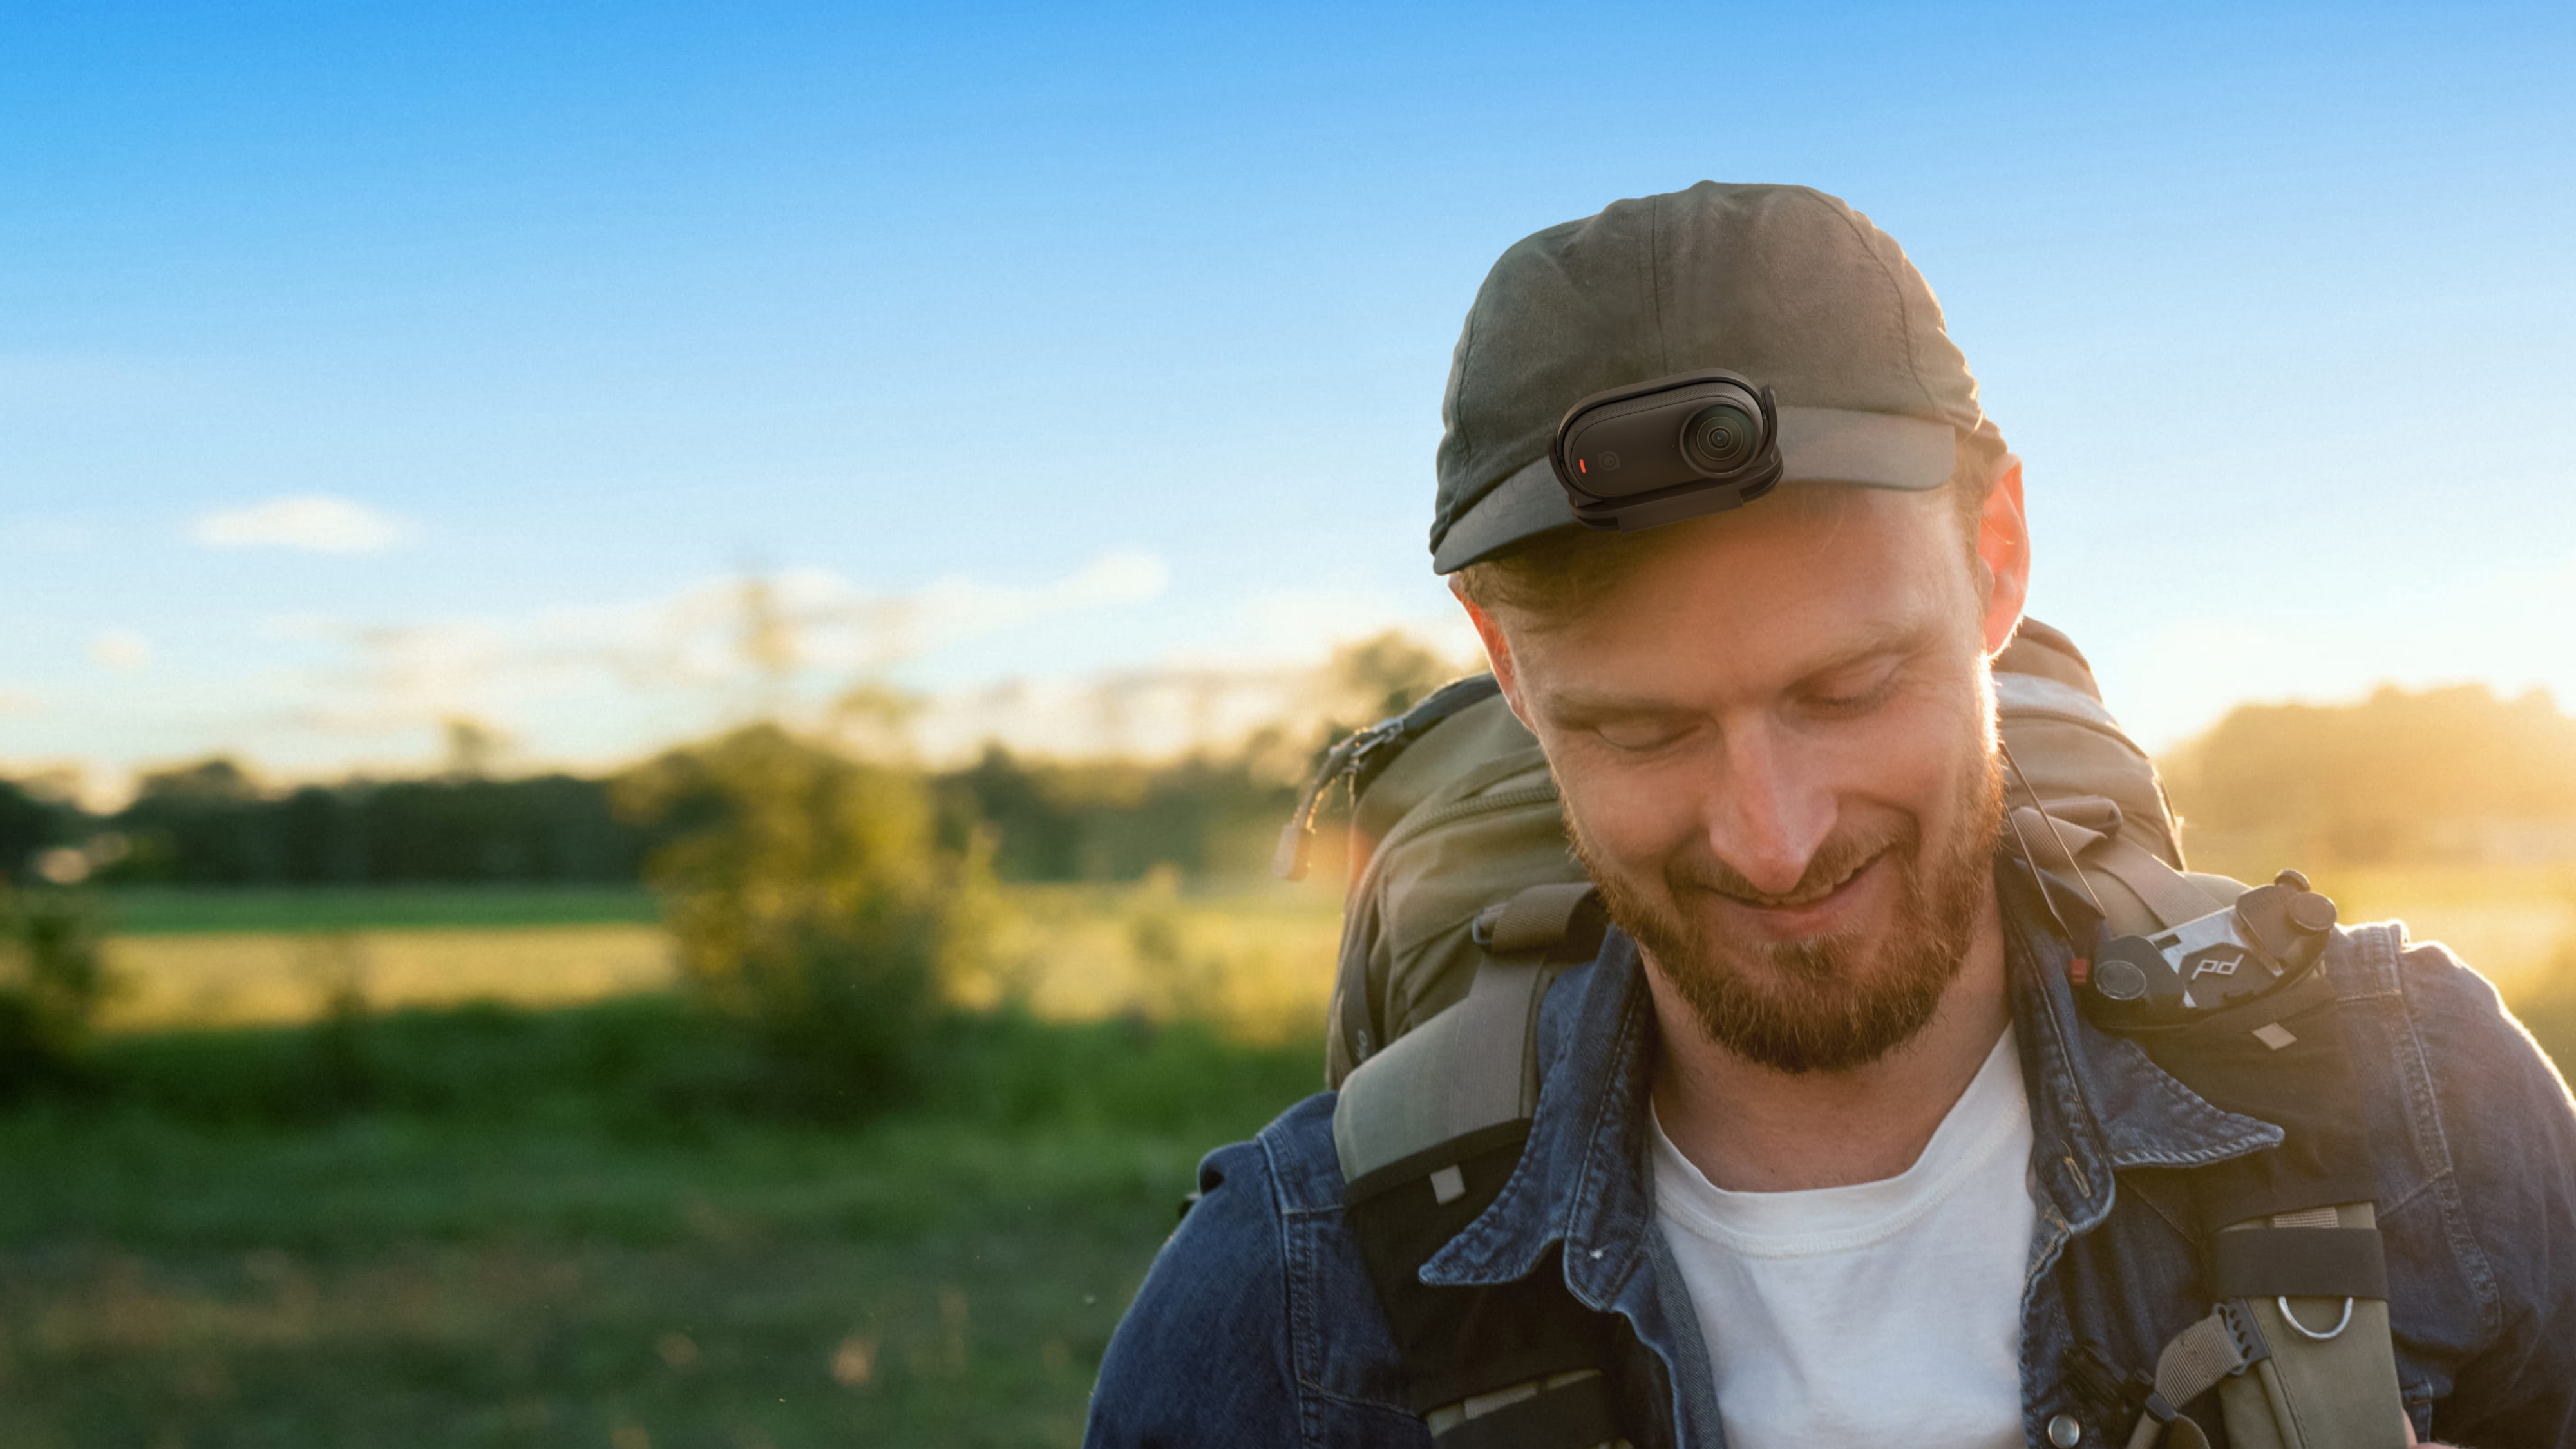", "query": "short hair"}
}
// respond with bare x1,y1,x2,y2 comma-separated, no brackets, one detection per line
1452,430,2003,629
